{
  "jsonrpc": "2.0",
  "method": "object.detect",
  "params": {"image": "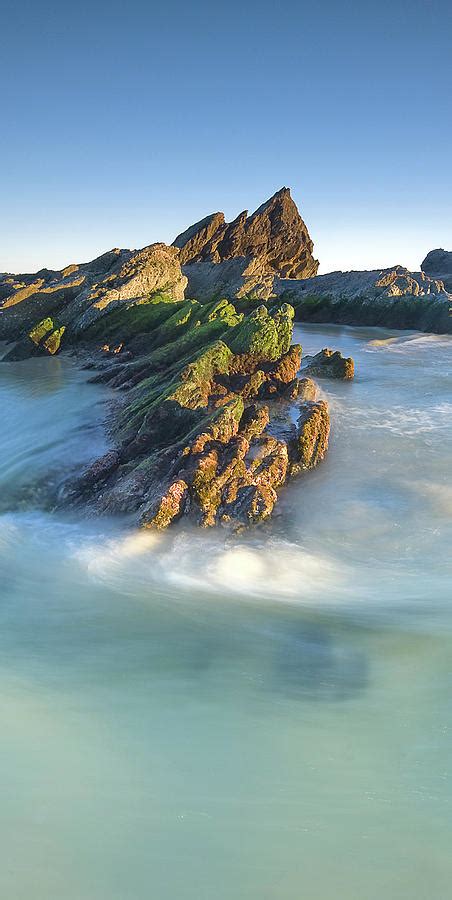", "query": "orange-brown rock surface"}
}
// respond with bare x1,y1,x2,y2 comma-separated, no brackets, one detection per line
173,187,319,280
